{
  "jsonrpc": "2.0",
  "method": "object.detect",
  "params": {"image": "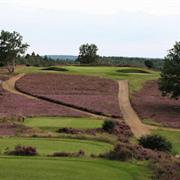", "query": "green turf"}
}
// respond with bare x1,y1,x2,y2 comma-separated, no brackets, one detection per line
153,129,180,154
23,117,103,131
0,137,113,156
0,157,152,180
116,69,150,74
15,66,159,93
142,119,163,127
